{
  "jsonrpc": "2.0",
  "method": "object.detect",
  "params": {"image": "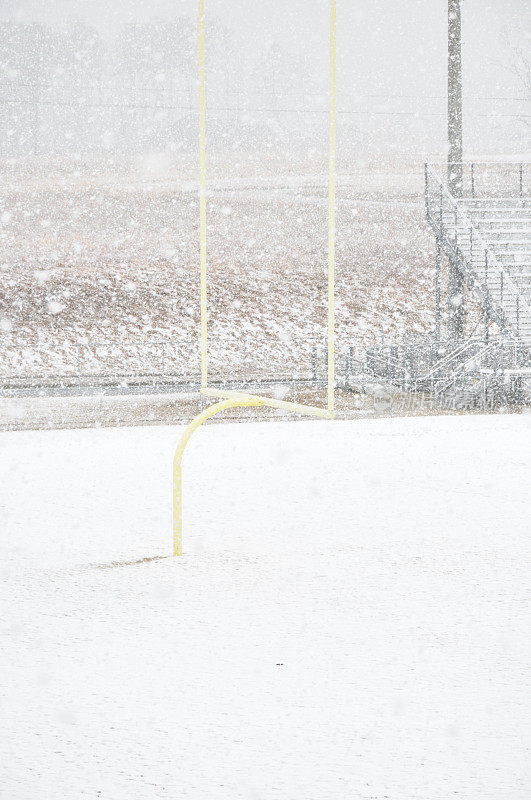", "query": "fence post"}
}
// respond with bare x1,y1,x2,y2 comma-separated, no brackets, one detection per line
435,238,441,340
76,344,82,389
484,250,490,342
424,162,429,217
344,352,350,390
